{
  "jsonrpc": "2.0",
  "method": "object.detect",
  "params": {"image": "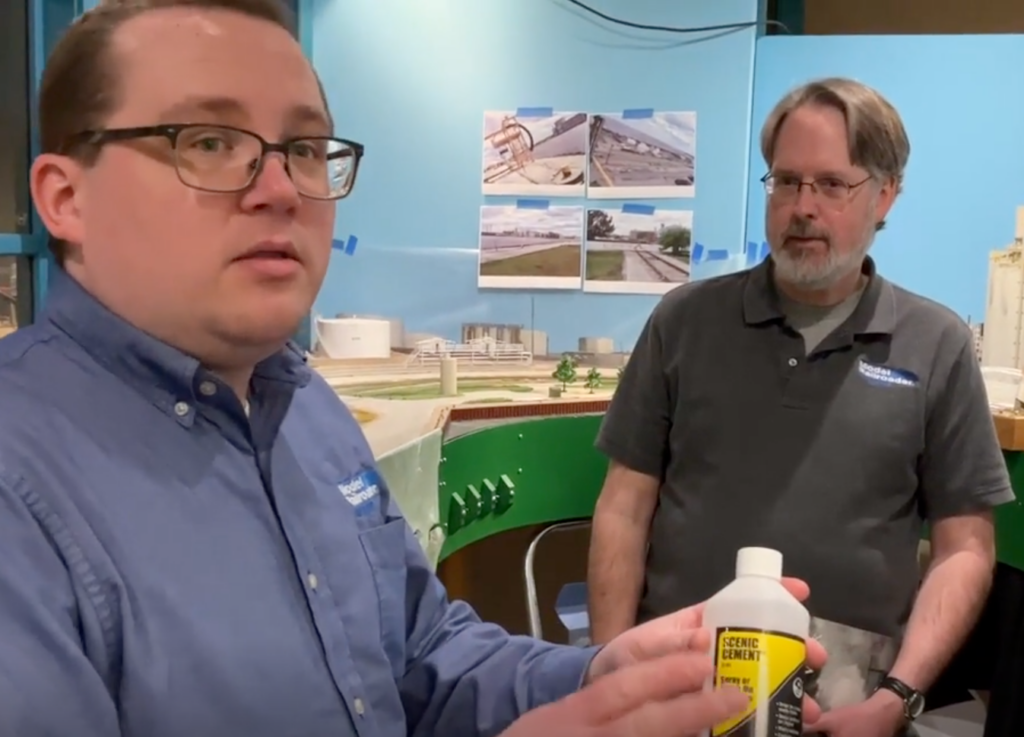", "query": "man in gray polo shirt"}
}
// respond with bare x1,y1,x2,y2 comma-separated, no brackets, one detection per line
587,77,1014,737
